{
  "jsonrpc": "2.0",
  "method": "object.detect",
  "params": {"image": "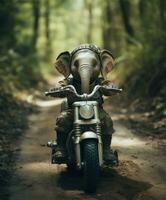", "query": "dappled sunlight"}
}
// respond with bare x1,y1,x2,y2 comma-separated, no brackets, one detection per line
112,135,145,147
112,120,147,148
20,162,66,175
33,99,63,108
1,0,165,199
